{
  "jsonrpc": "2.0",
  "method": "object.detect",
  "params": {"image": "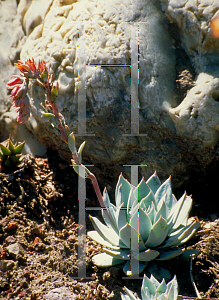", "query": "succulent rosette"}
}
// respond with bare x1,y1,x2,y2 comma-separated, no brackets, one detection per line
88,172,200,275
0,135,25,169
121,274,178,300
